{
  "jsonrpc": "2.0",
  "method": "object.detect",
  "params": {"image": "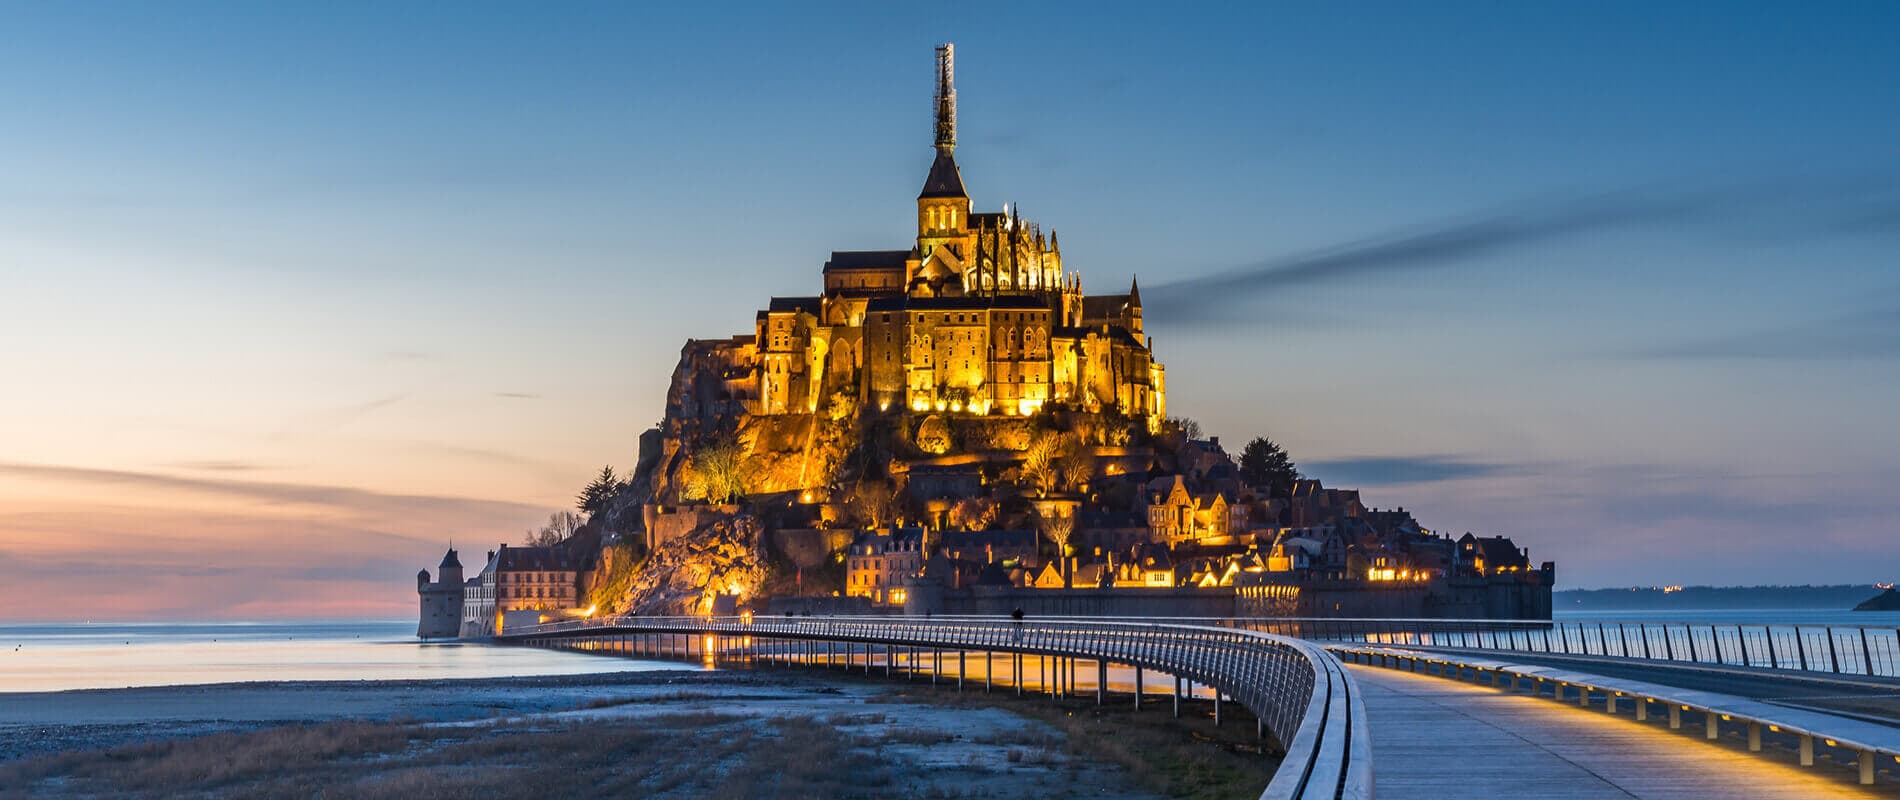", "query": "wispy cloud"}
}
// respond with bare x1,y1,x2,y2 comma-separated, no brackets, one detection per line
1145,177,1900,322
1303,455,1527,486
165,460,272,473
1623,304,1900,360
494,392,540,399
0,461,543,522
